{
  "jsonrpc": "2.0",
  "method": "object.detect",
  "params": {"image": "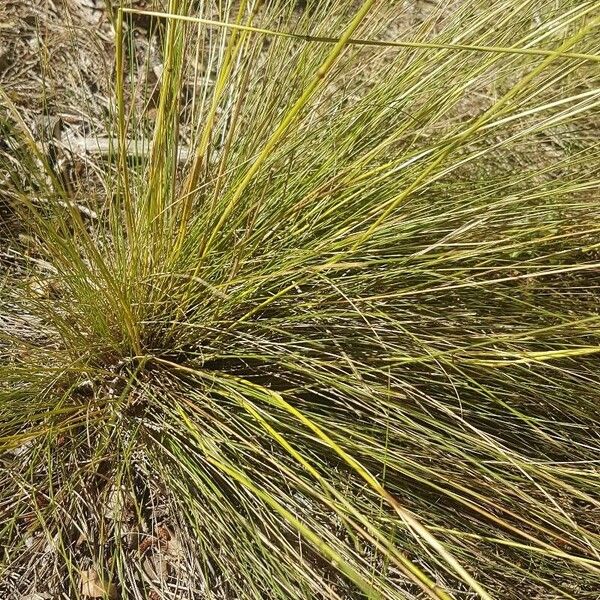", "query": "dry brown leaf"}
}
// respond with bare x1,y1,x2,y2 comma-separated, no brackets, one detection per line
79,568,117,599
164,532,184,561
142,553,170,581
